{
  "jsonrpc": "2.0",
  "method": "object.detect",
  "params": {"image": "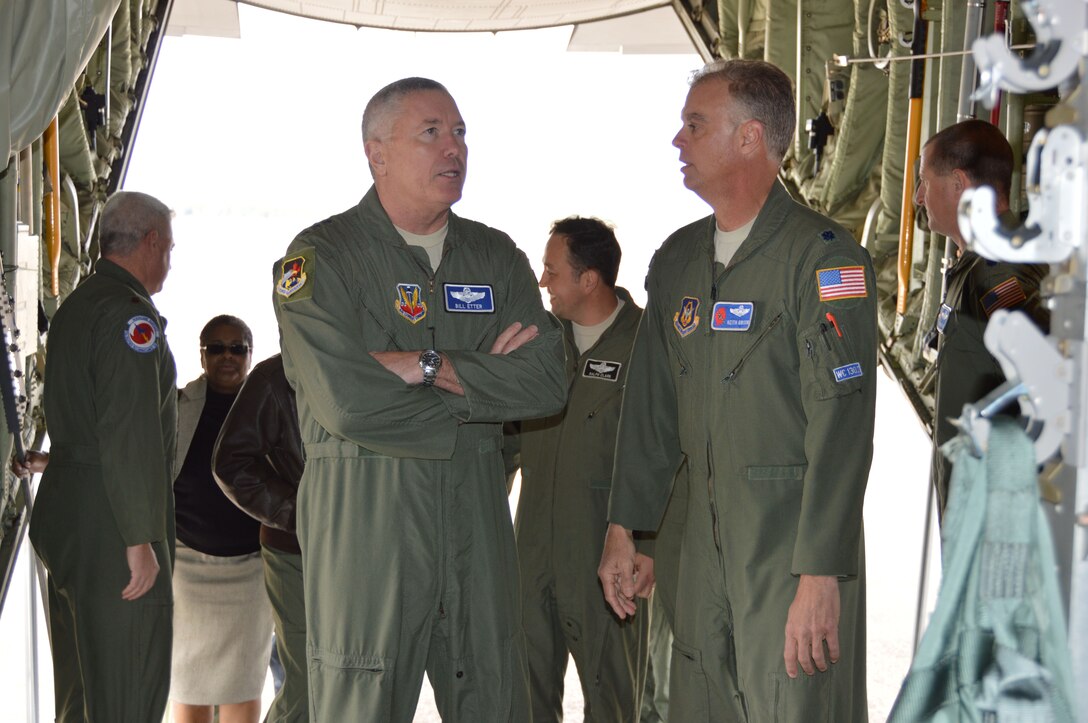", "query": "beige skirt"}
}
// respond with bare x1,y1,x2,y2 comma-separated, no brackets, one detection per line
170,544,273,704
